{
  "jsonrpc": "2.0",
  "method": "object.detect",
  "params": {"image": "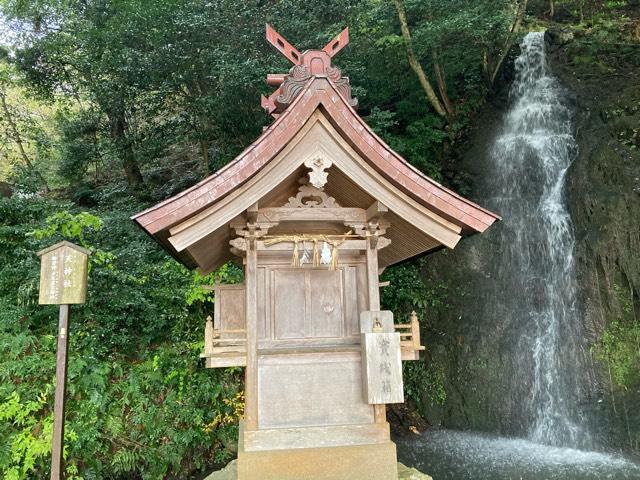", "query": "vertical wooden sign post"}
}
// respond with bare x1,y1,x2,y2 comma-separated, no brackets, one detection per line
360,310,404,405
37,241,89,480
